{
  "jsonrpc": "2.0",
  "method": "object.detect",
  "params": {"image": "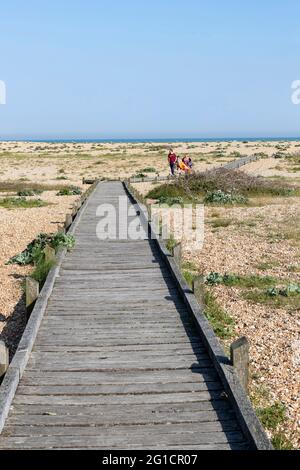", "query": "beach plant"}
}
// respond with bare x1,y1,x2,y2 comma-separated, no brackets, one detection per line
158,196,185,205
31,259,56,284
256,402,286,431
146,168,298,202
266,283,300,297
0,197,47,209
203,289,235,339
204,190,248,205
255,402,294,449
205,272,224,285
56,186,82,196
17,189,43,196
205,272,276,288
141,167,156,173
7,232,75,265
